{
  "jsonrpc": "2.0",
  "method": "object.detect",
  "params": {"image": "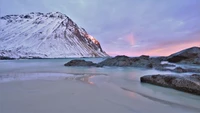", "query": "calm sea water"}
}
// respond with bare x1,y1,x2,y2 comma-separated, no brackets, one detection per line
0,58,200,112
